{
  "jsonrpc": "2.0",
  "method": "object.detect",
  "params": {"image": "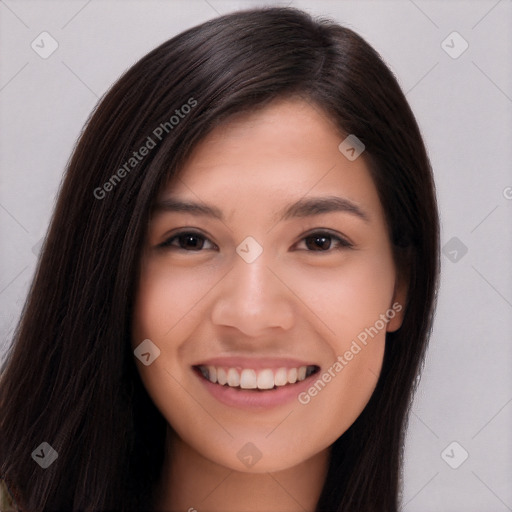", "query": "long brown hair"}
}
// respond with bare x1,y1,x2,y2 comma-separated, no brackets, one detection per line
0,7,439,511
